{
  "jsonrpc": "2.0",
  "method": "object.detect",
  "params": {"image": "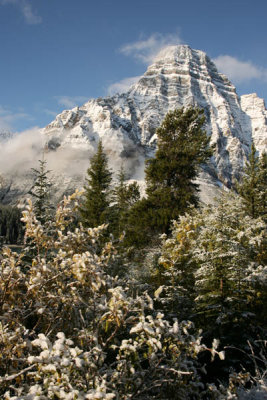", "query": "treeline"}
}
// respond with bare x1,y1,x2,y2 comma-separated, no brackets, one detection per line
78,107,266,246
4,107,265,248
